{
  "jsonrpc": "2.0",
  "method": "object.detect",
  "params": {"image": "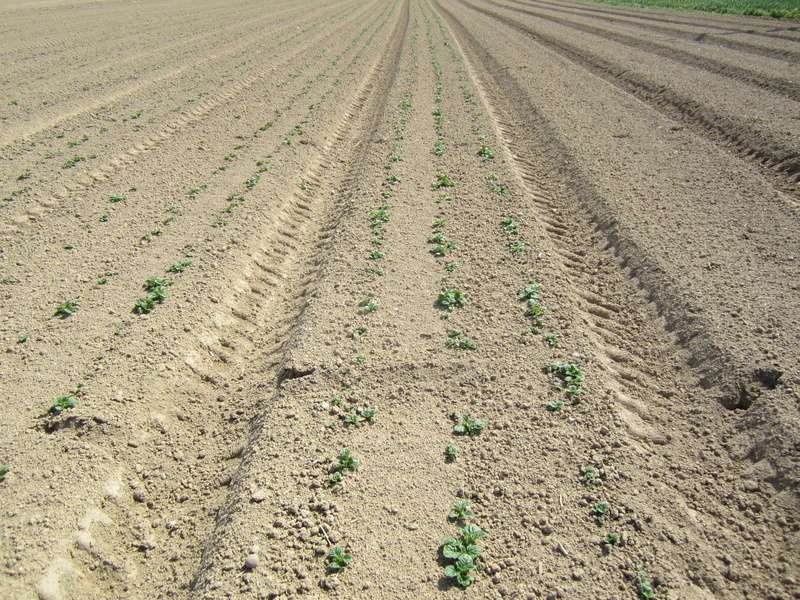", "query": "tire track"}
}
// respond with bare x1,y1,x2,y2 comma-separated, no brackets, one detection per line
434,0,727,427
0,2,379,236
0,0,314,97
492,0,800,99
19,6,402,600
521,0,800,63
0,1,358,148
522,0,800,43
456,0,800,186
189,2,409,595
